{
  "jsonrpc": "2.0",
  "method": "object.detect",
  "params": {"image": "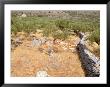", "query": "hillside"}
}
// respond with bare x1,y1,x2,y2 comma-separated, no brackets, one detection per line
11,10,100,77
